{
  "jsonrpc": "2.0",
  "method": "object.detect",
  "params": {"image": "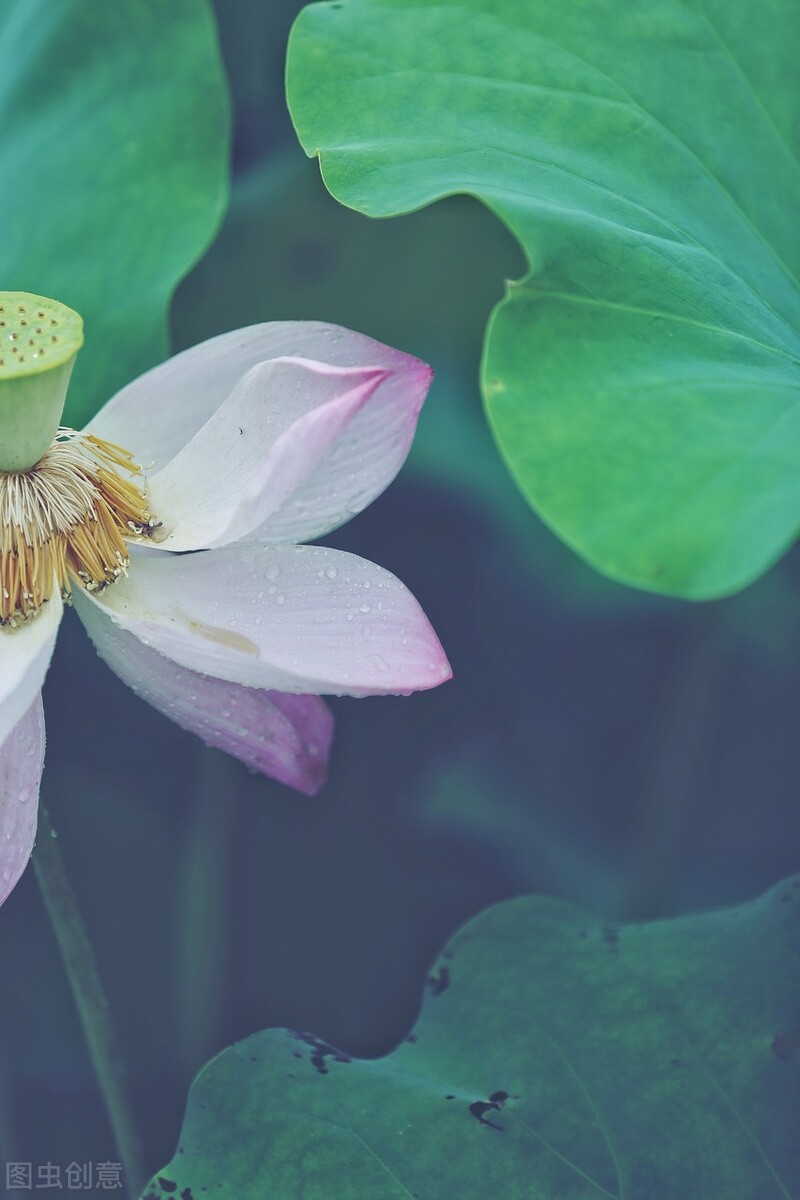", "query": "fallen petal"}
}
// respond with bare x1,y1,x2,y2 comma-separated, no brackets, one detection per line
0,695,45,908
79,544,452,697
76,596,333,795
